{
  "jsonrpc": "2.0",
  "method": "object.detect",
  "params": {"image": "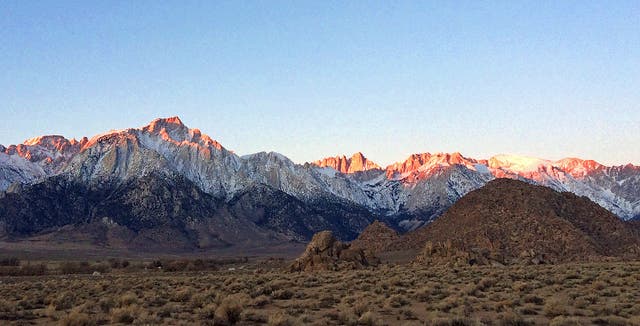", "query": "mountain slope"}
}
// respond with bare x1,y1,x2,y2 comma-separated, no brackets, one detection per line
0,173,288,250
